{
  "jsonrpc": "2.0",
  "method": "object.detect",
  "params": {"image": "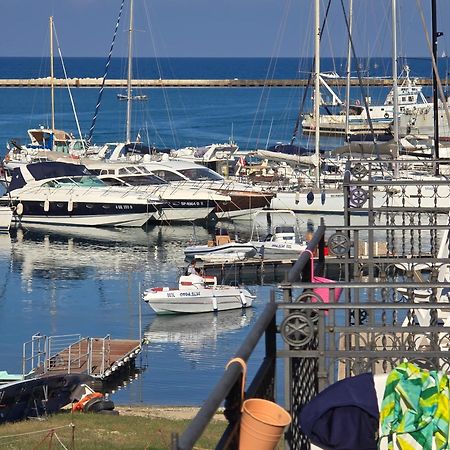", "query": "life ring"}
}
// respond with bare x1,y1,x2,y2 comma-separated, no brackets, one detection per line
384,113,390,119
72,392,104,412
